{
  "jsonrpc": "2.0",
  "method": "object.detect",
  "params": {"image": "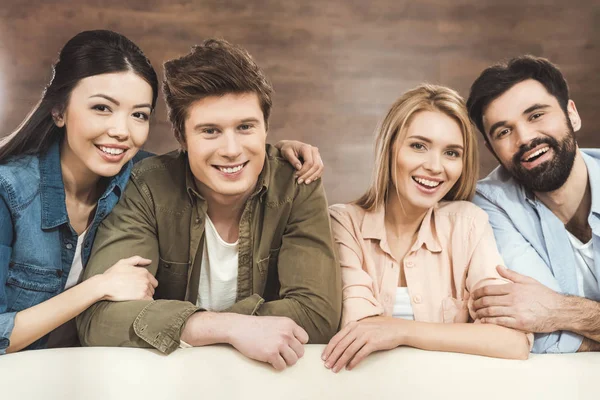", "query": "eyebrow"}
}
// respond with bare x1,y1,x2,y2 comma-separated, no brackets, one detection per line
408,135,464,150
89,94,151,109
193,118,262,131
487,103,551,137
